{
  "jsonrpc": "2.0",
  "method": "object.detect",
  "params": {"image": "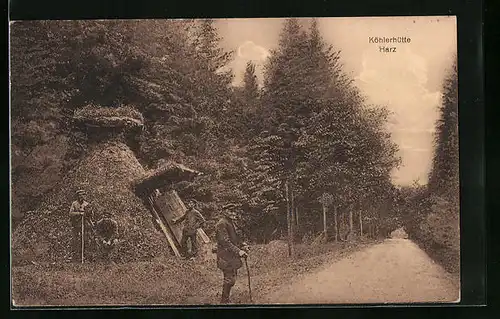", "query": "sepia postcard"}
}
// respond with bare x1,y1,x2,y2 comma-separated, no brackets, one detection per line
10,16,459,307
